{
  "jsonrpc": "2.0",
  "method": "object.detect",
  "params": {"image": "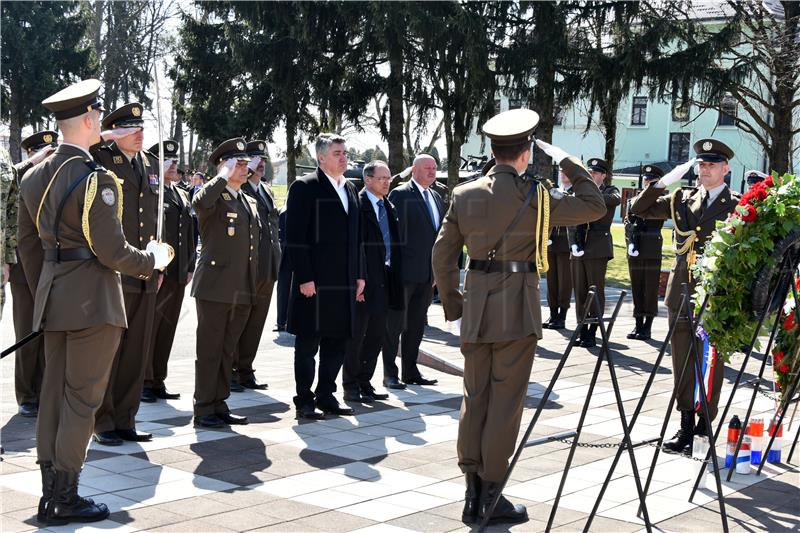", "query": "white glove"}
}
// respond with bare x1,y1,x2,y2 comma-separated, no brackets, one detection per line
247,156,261,172
161,159,176,175
571,244,585,257
628,243,639,257
400,166,413,179
146,241,174,270
216,158,237,180
535,139,570,164
547,239,553,247
659,158,696,187
447,318,461,335
100,127,140,142
28,146,55,165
